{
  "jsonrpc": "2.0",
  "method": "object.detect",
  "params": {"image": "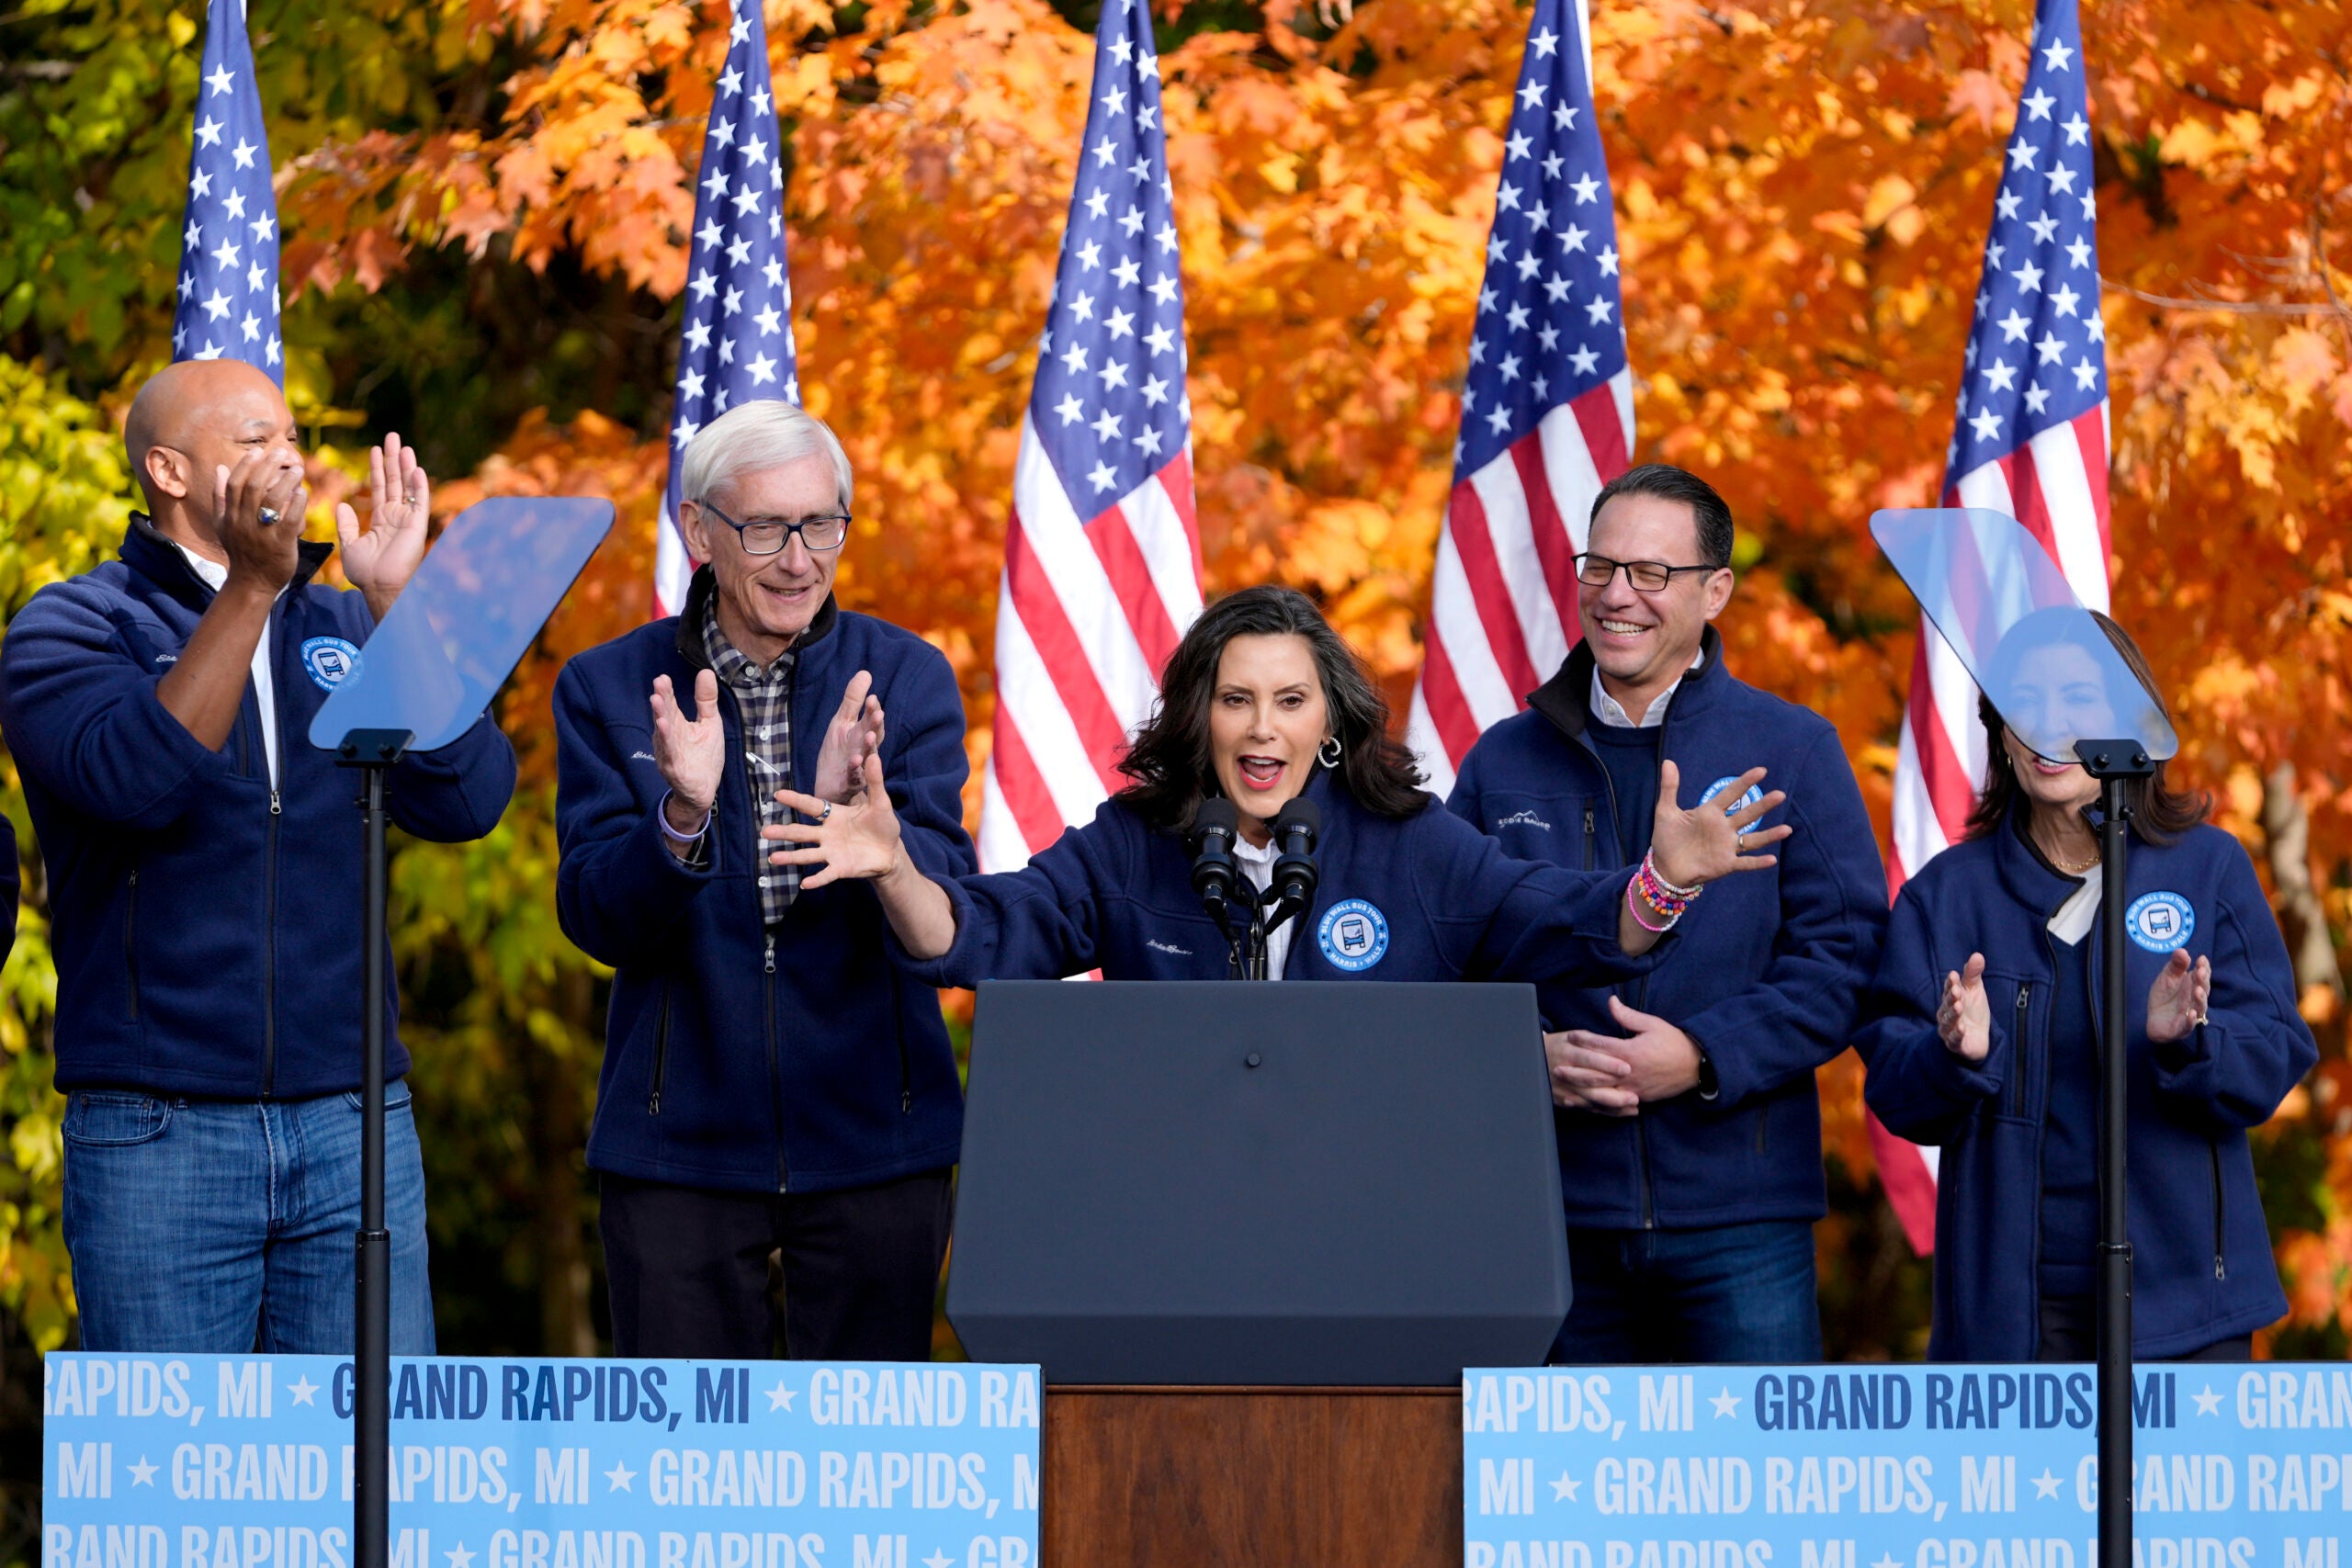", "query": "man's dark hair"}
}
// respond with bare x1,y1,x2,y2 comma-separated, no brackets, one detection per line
1588,462,1735,569
1114,585,1426,832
